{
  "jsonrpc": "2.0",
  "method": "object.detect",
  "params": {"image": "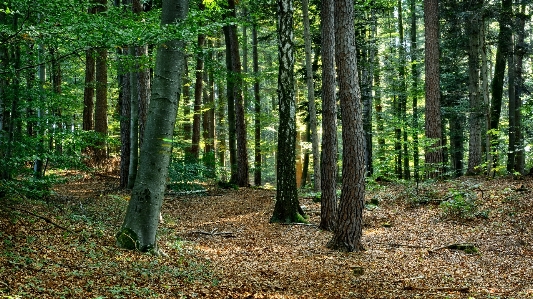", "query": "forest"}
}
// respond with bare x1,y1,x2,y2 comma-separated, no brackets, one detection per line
1,0,532,297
